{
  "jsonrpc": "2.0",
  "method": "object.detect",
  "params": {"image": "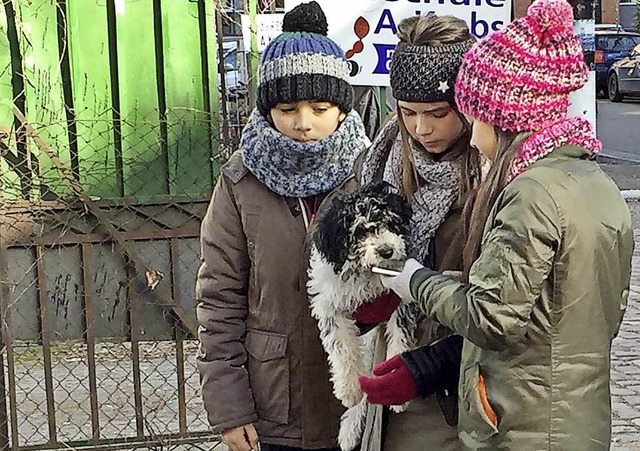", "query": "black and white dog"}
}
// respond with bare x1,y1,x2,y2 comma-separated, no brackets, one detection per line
308,182,420,449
